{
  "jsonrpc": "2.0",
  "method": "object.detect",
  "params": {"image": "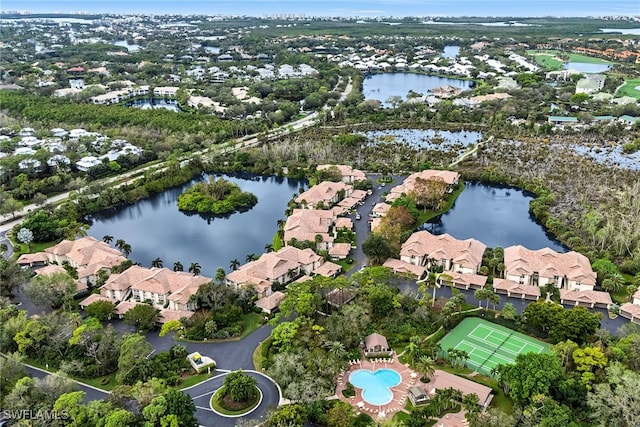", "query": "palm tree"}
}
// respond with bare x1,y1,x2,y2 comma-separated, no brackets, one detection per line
602,272,625,293
151,257,163,268
245,254,257,263
230,259,240,271
119,243,132,257
115,239,126,251
189,262,201,276
403,338,421,366
324,341,347,359
418,272,440,306
103,235,114,244
264,243,274,253
173,261,184,272
415,355,436,382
